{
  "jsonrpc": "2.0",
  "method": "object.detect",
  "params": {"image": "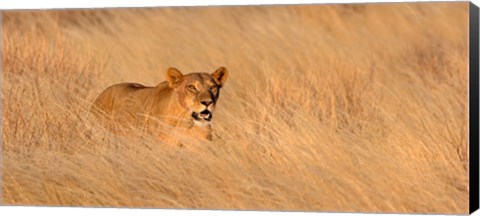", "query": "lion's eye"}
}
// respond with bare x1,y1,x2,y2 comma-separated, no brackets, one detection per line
187,85,196,91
